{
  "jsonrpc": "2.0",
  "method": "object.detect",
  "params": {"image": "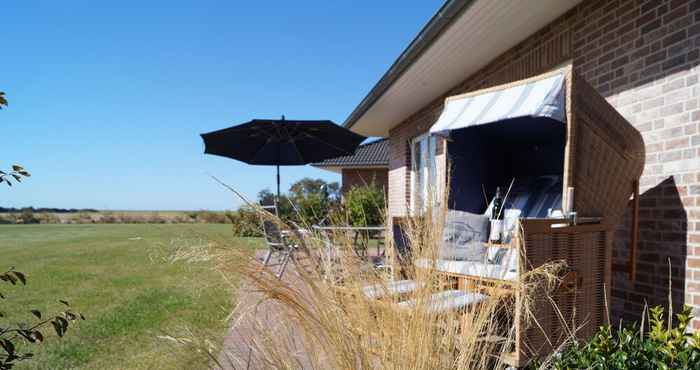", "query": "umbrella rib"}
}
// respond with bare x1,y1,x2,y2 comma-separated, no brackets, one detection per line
294,127,357,155
281,123,307,163
249,125,280,163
